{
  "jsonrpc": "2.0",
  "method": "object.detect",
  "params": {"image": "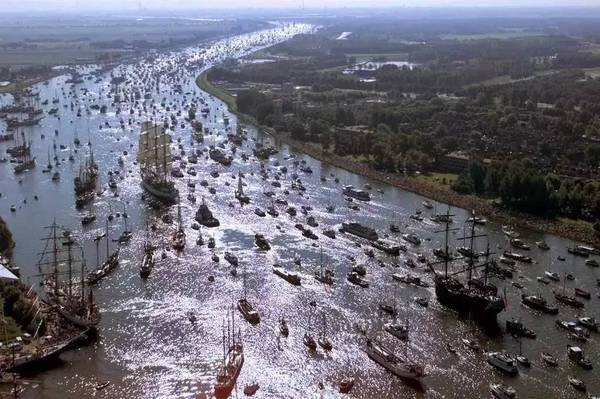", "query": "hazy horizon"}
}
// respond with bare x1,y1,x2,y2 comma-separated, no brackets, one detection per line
2,0,600,12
